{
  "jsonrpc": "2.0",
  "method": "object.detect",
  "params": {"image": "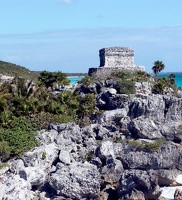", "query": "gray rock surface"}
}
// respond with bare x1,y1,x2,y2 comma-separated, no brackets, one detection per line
49,162,100,199
0,81,182,199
